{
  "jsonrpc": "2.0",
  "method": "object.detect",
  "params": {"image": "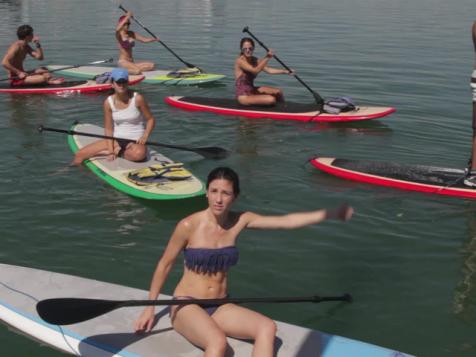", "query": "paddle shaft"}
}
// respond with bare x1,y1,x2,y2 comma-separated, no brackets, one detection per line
36,294,352,325
38,125,229,159
121,294,352,307
0,58,113,82
242,27,324,105
119,5,197,69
